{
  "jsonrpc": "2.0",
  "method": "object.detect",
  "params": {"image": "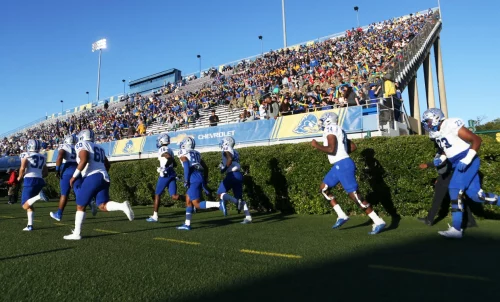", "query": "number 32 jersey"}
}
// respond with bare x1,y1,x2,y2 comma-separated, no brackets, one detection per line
75,141,110,182
433,118,470,164
323,124,349,164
